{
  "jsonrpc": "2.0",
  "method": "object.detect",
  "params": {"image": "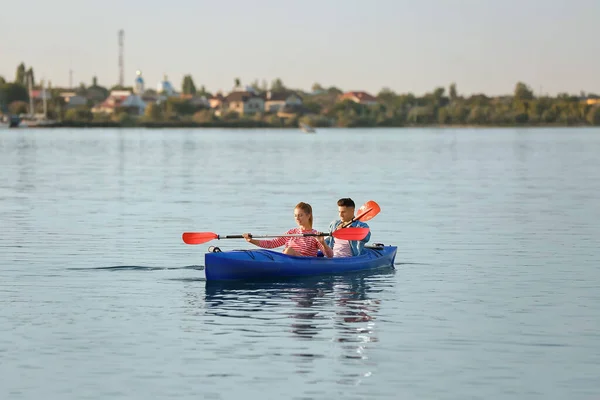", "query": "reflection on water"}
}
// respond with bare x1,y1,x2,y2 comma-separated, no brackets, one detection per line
287,285,328,340
334,278,382,363
200,269,395,365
